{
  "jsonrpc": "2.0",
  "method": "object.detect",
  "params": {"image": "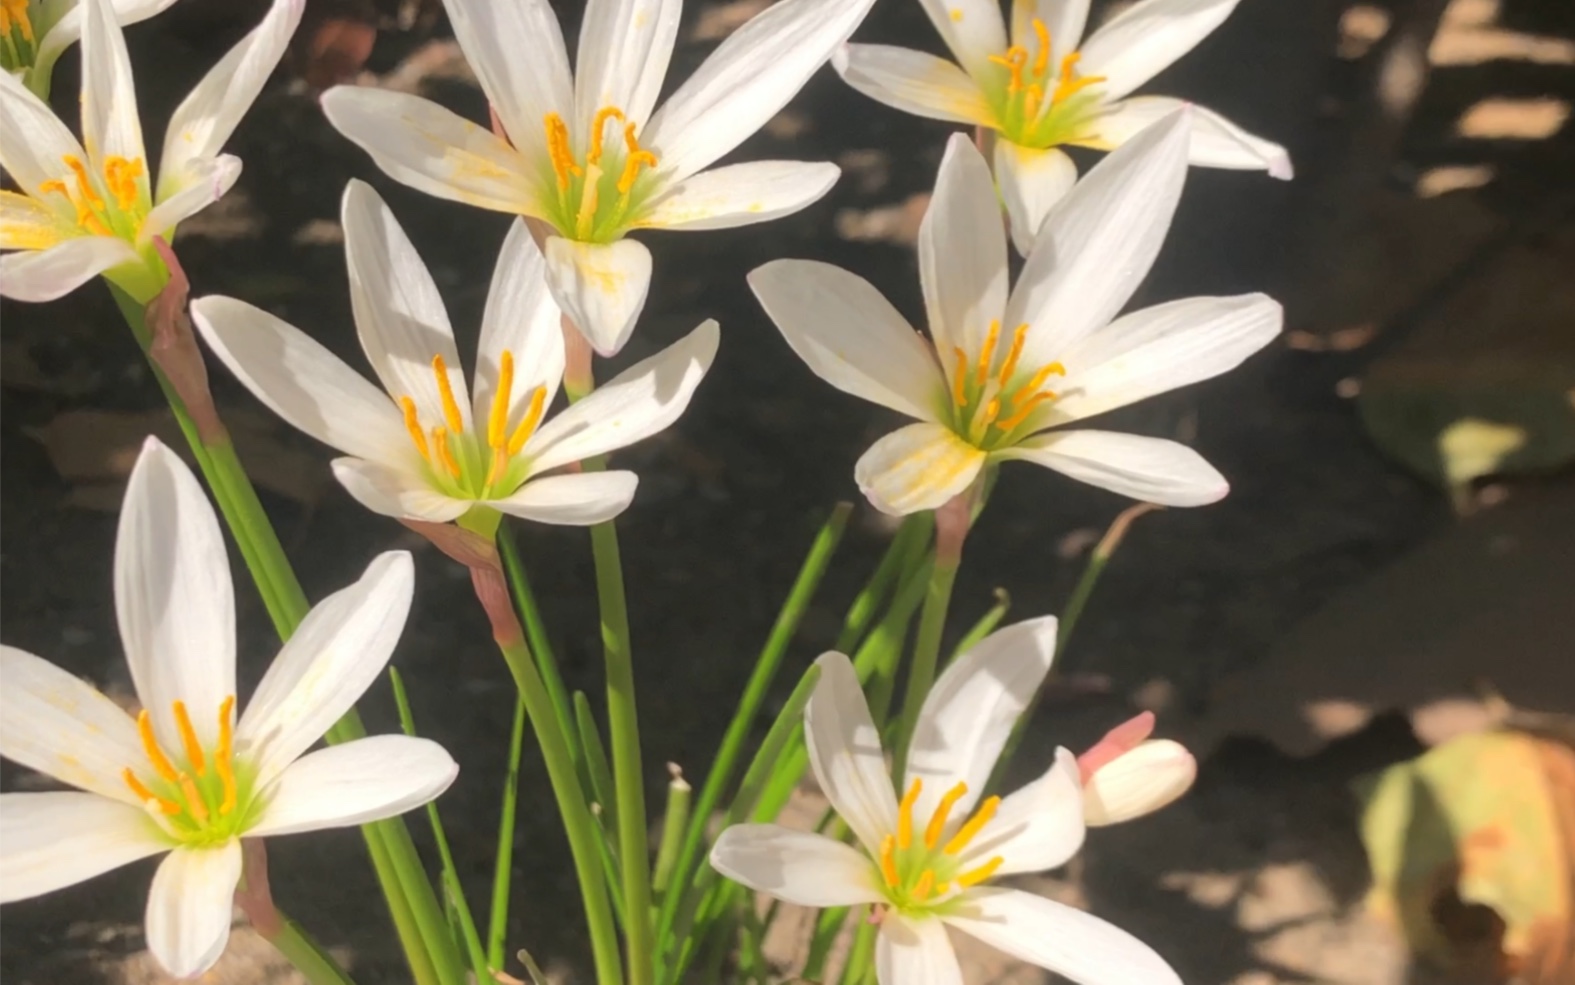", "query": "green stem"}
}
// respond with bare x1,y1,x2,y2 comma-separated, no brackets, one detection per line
498,526,578,753
834,513,930,653
489,695,528,970
652,771,692,894
269,913,359,985
890,557,960,779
